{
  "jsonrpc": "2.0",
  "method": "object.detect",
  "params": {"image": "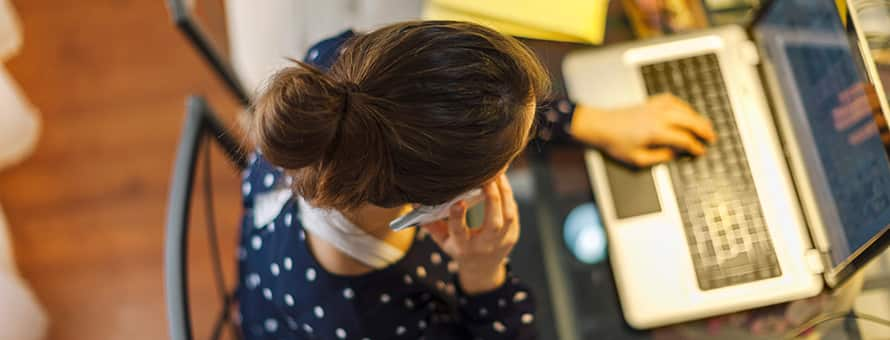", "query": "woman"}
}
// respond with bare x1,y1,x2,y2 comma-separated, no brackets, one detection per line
237,20,715,340
240,21,546,340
